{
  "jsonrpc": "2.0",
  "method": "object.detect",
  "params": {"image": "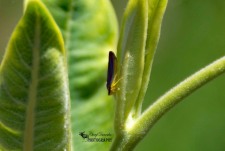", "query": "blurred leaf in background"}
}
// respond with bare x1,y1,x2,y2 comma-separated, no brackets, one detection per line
41,0,118,150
